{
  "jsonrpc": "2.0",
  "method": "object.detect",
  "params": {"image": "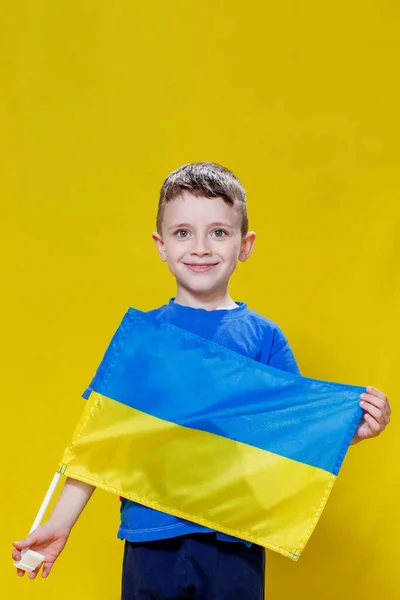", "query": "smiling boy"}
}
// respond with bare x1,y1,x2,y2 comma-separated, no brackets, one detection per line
13,162,391,599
